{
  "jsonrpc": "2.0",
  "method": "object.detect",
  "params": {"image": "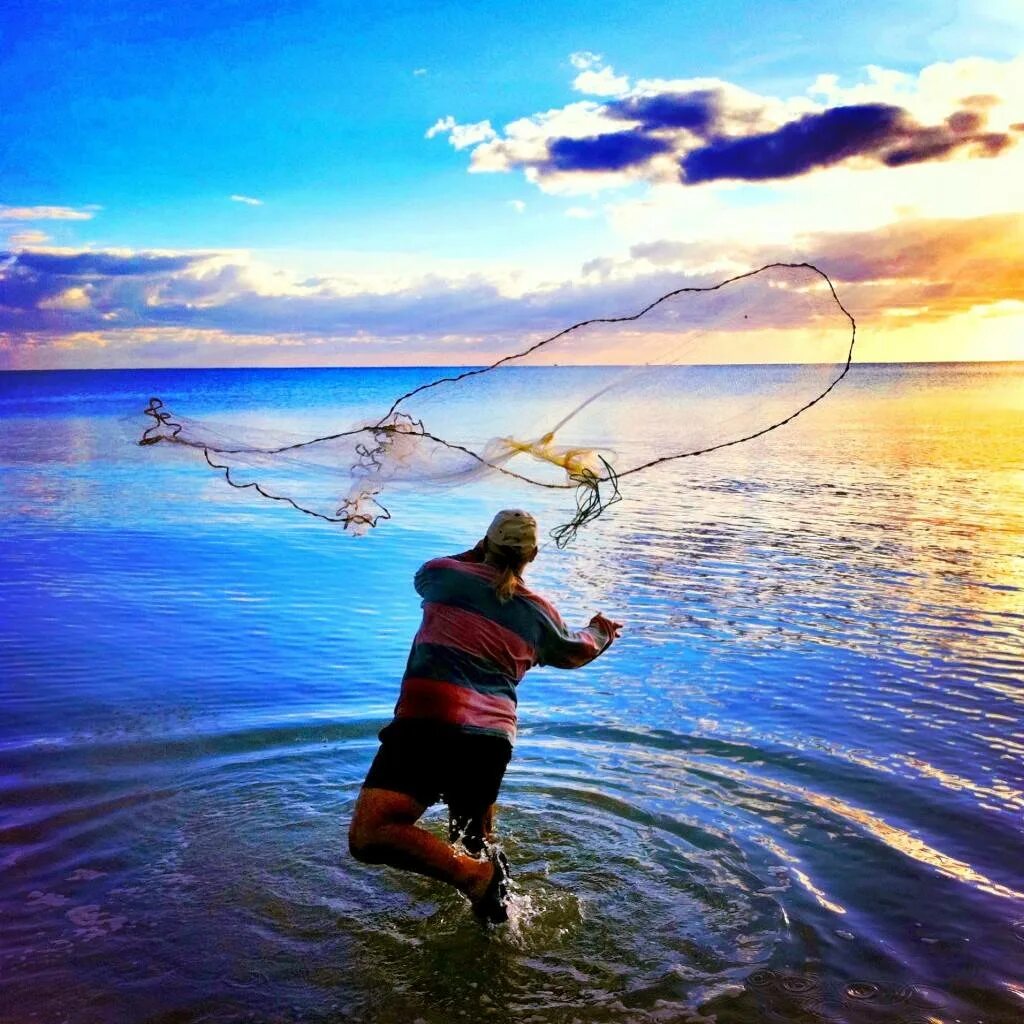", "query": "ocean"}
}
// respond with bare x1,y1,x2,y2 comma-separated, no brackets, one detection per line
1,362,1022,1023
